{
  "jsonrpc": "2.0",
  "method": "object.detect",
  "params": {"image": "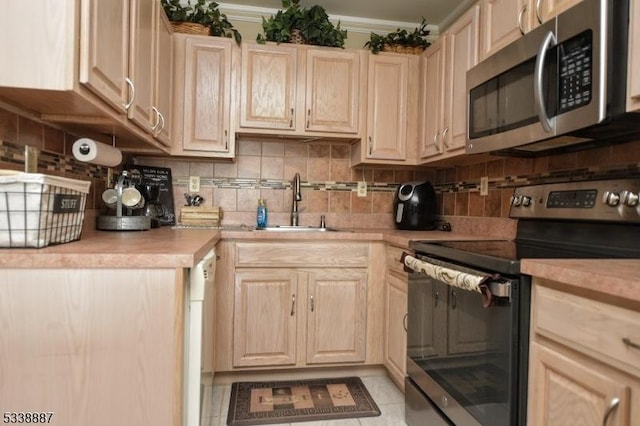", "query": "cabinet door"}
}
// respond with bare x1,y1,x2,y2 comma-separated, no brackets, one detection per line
305,49,360,134
366,54,409,160
79,0,130,113
128,0,155,131
529,0,583,29
419,36,447,159
528,342,631,426
240,43,297,130
181,37,232,153
307,269,367,364
384,273,408,386
444,5,479,152
233,269,297,367
480,0,528,60
152,5,173,146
